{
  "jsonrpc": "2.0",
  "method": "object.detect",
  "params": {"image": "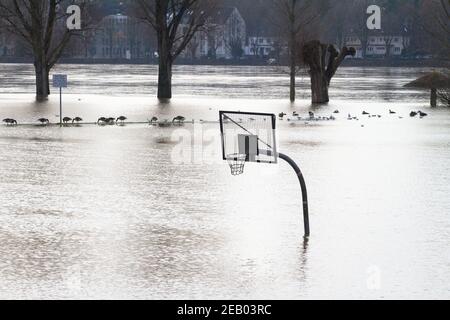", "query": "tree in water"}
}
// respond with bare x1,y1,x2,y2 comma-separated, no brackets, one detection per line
135,0,215,101
272,0,330,102
302,40,355,104
0,0,97,101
